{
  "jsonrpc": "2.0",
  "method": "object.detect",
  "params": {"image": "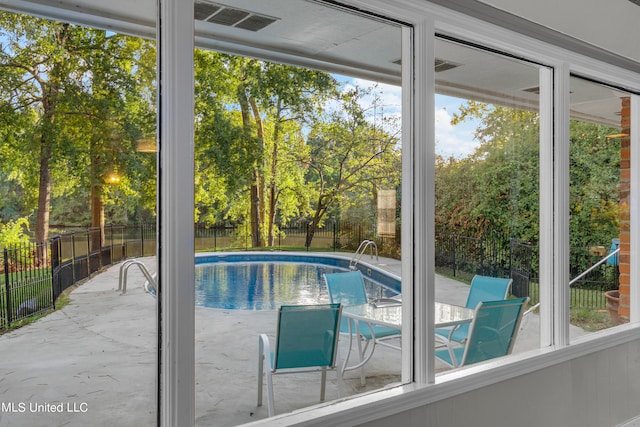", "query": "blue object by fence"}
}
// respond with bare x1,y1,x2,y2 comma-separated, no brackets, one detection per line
607,238,620,266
